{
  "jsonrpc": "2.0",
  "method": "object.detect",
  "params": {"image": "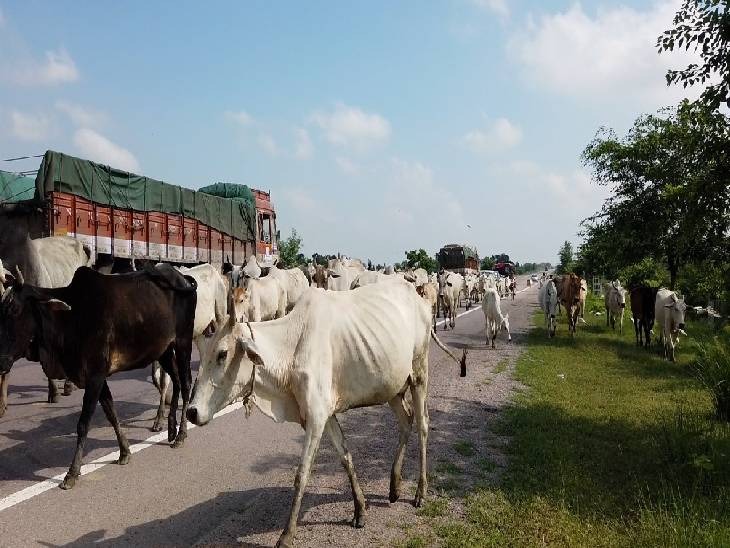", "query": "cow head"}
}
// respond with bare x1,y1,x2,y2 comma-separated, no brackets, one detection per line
187,310,260,426
437,271,448,296
0,267,71,375
664,293,687,333
232,286,250,322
